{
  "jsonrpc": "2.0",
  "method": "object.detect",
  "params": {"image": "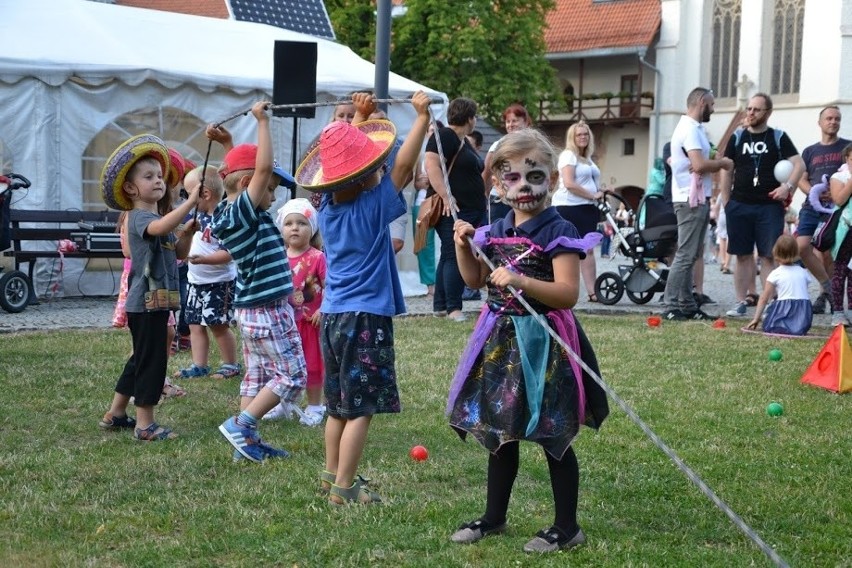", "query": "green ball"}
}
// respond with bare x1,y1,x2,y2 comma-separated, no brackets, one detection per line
768,349,783,361
766,402,784,417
